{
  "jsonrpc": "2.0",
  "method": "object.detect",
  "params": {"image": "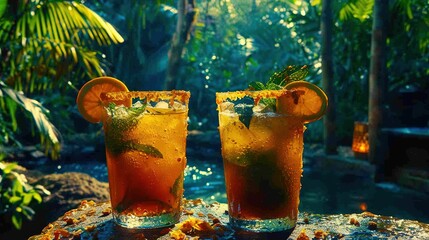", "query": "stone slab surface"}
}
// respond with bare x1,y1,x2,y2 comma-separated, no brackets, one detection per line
29,199,429,240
